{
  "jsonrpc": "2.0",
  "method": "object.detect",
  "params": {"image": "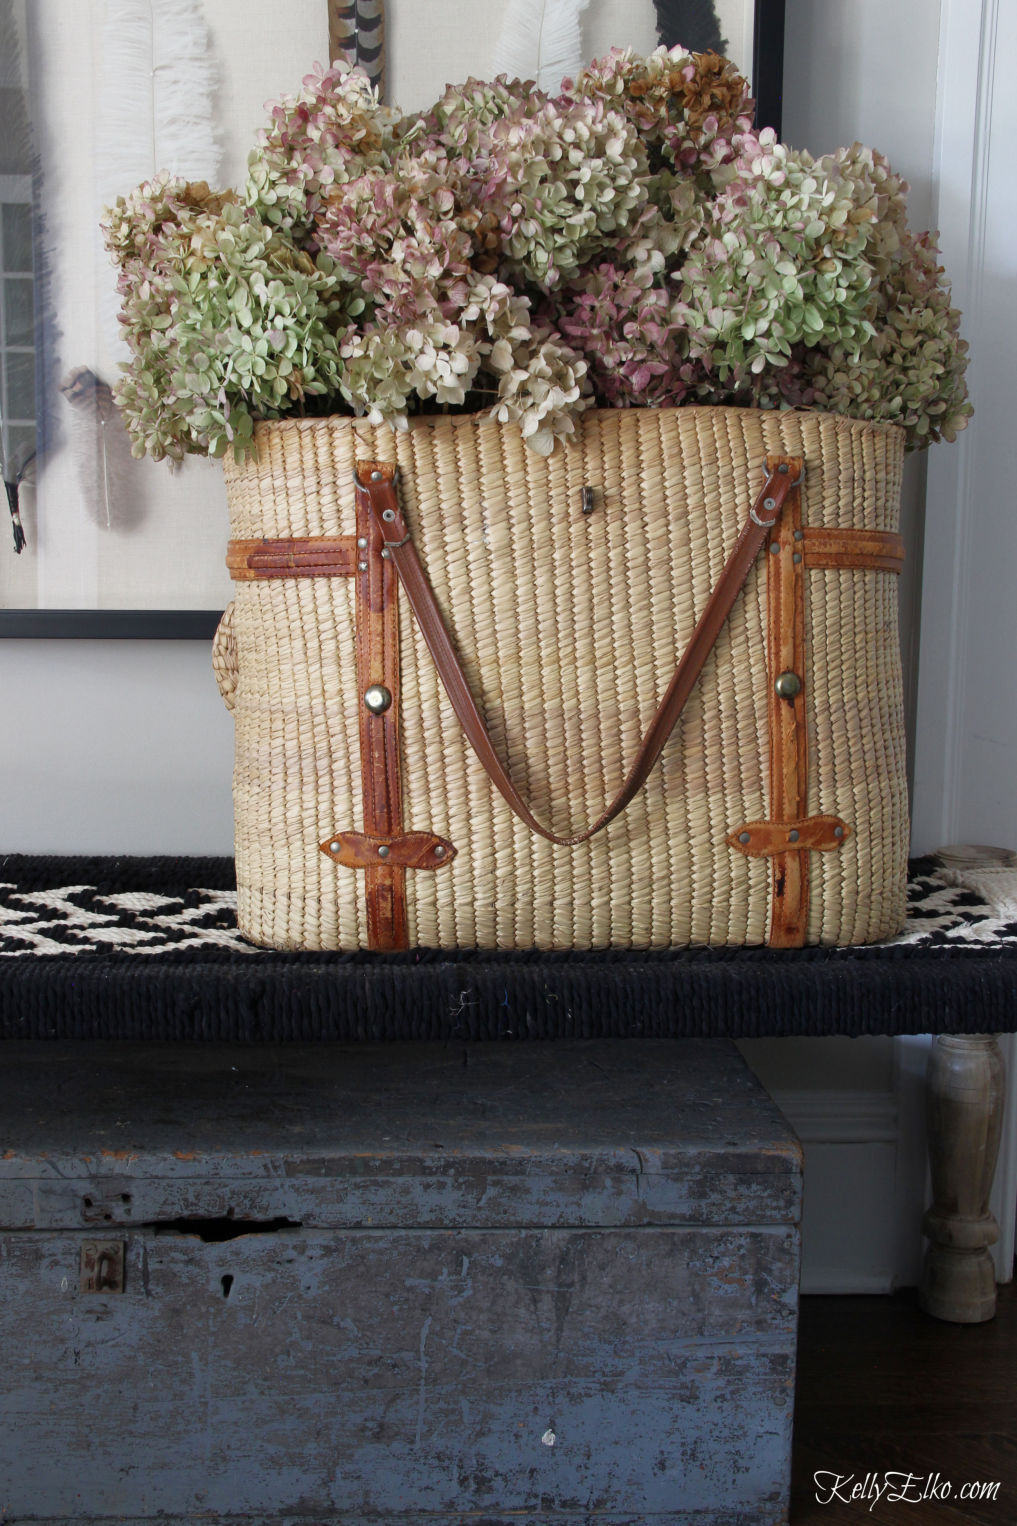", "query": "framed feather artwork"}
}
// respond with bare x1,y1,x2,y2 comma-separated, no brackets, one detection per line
0,0,785,638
